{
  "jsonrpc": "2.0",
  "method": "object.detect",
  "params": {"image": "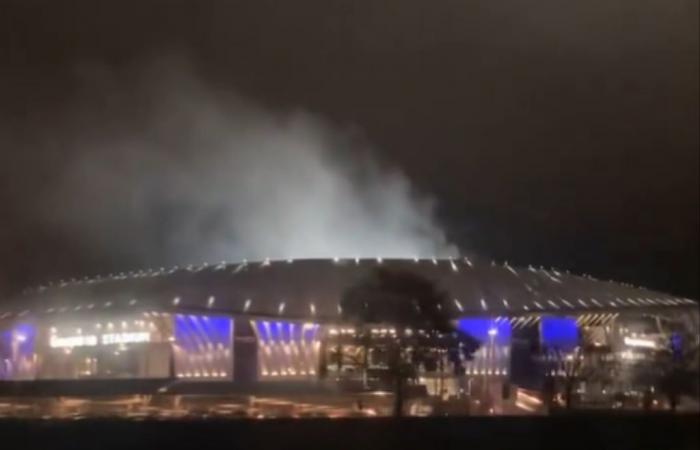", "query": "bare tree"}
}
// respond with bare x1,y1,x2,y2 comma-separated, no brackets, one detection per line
340,268,480,417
